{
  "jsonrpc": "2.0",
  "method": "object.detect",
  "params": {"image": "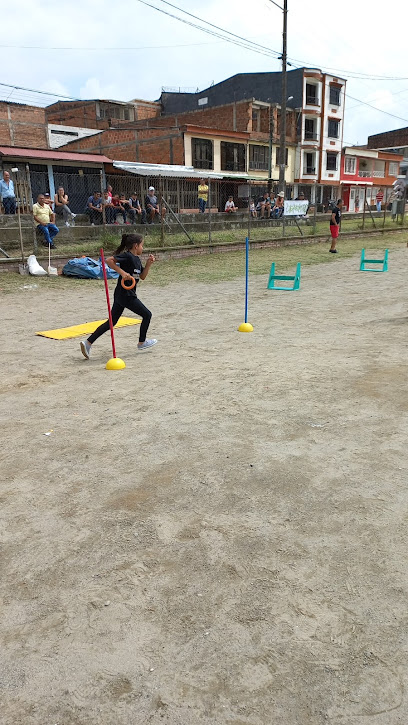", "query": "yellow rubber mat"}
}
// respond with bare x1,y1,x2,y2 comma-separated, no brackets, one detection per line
36,317,141,340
